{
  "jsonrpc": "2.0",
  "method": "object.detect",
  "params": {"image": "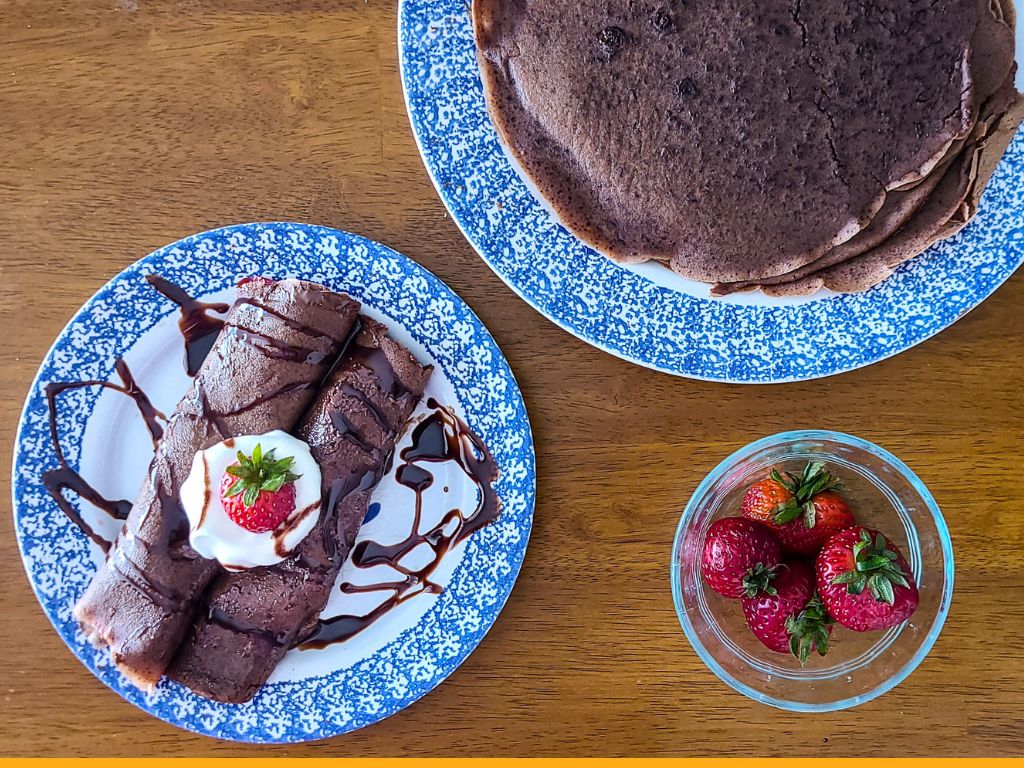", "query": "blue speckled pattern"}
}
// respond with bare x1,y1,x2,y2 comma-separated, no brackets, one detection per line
398,0,1024,383
12,223,536,742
